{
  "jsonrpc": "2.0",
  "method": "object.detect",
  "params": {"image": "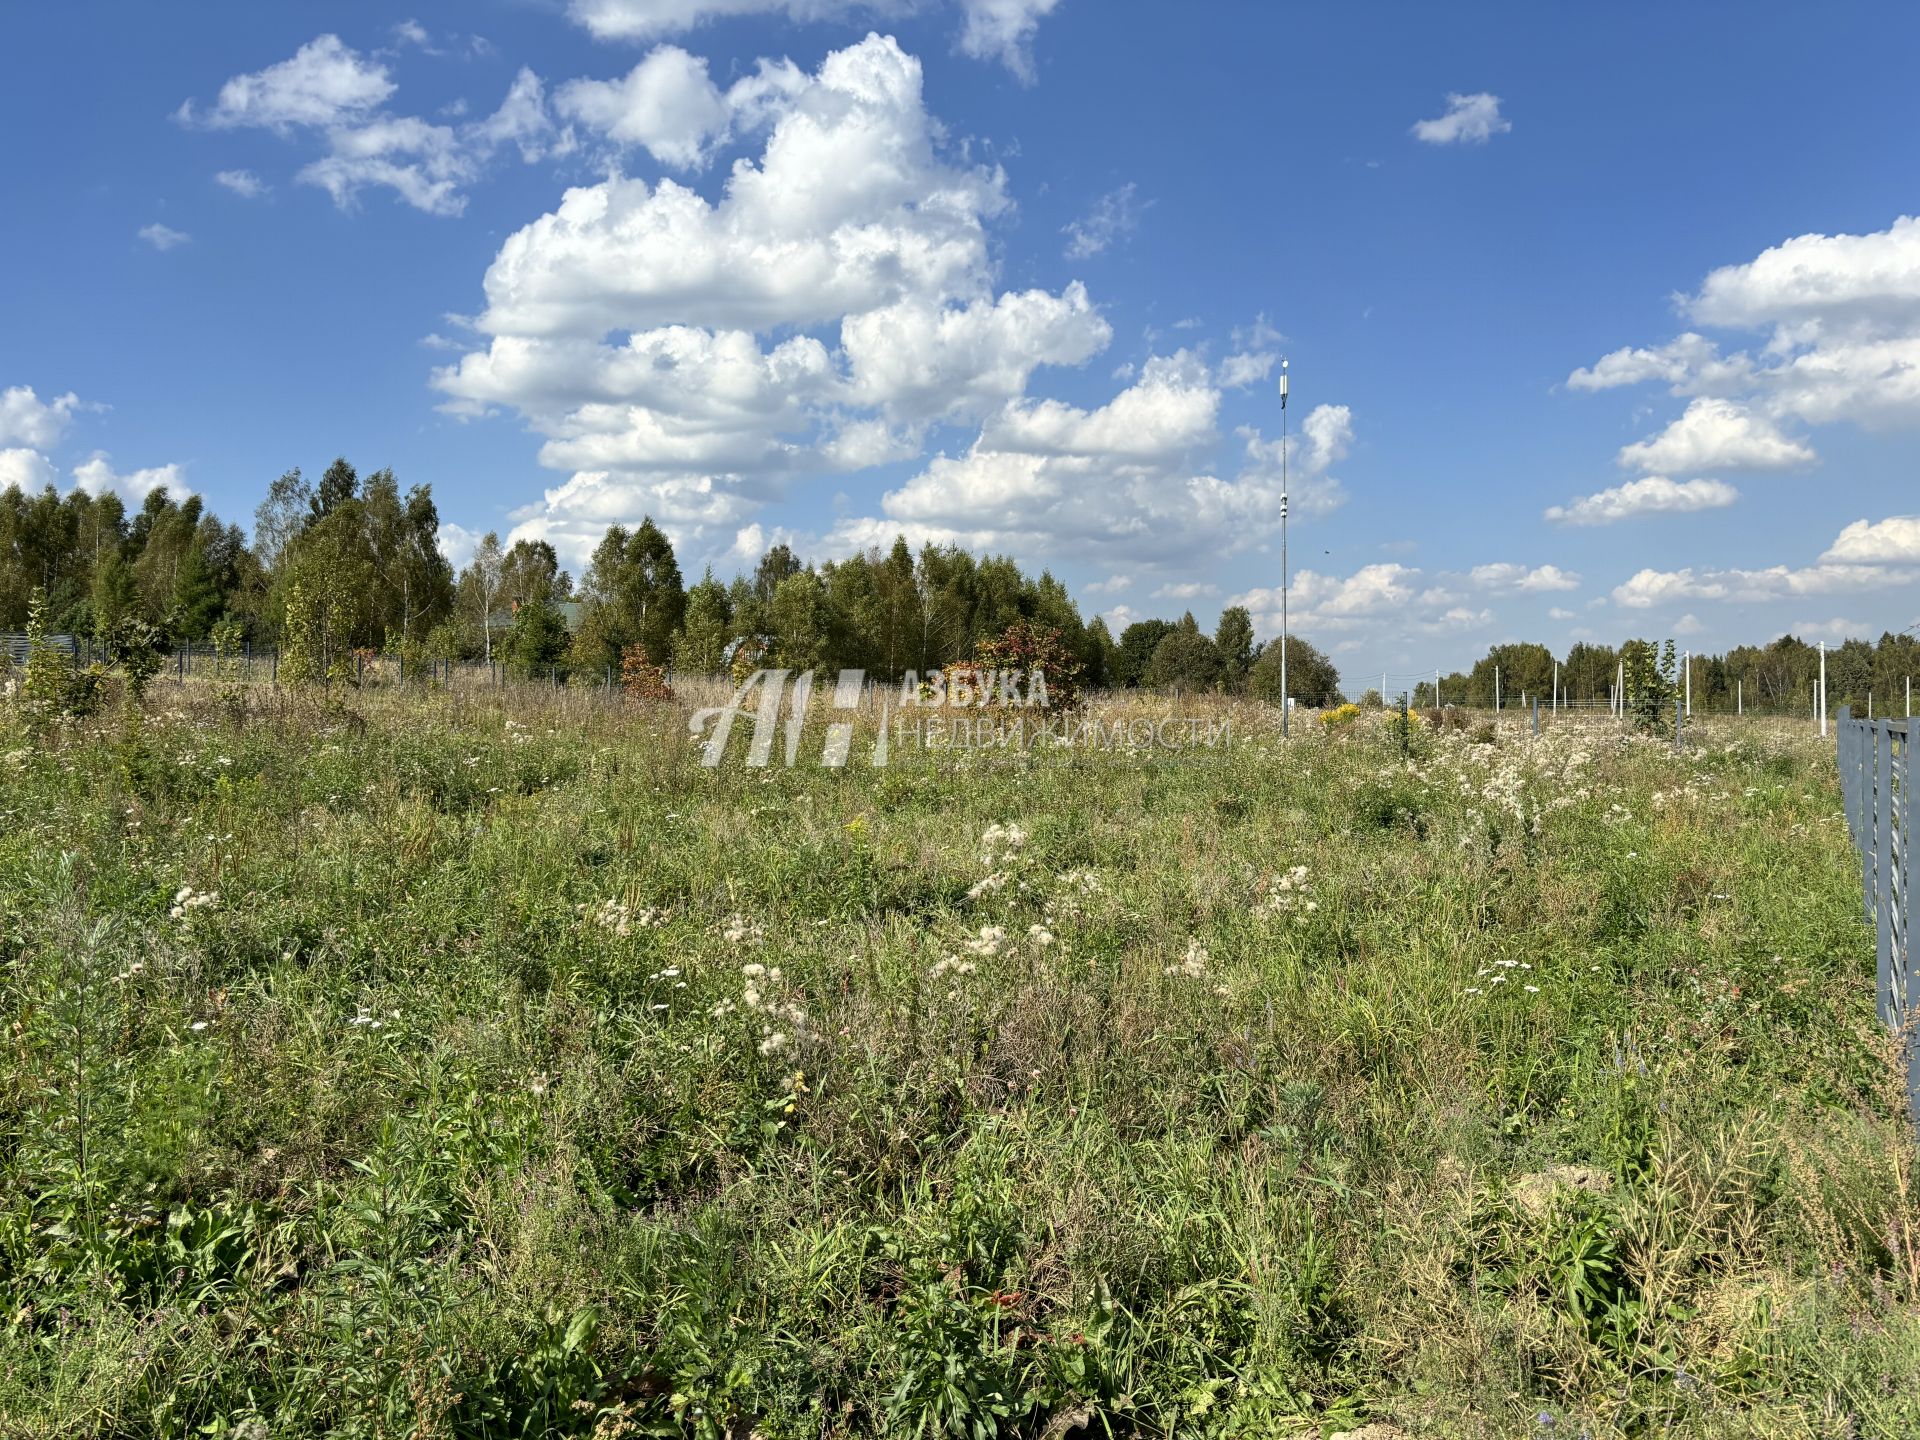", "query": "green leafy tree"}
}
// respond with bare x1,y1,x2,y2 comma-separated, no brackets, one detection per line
1248,634,1342,707
504,597,571,679
20,587,74,723
1214,605,1255,689
576,519,685,670
770,569,830,672
278,577,352,688
1113,619,1176,687
1144,627,1224,692
674,571,733,674
1621,637,1677,734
